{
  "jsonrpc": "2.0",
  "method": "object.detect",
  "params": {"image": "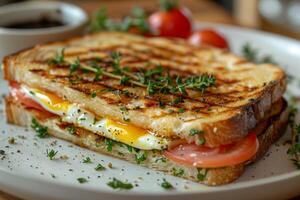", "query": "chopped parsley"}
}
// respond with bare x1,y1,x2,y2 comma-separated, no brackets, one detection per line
197,168,208,181
172,168,184,177
189,129,204,136
31,118,48,138
287,106,300,169
46,149,58,160
105,138,114,152
125,144,139,153
95,163,106,171
107,178,133,190
161,178,173,189
66,125,76,135
83,157,92,164
135,151,147,164
77,177,88,184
